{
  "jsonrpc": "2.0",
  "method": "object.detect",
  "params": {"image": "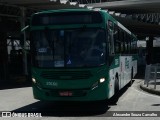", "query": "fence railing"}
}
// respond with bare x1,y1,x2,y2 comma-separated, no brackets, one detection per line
144,63,160,89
